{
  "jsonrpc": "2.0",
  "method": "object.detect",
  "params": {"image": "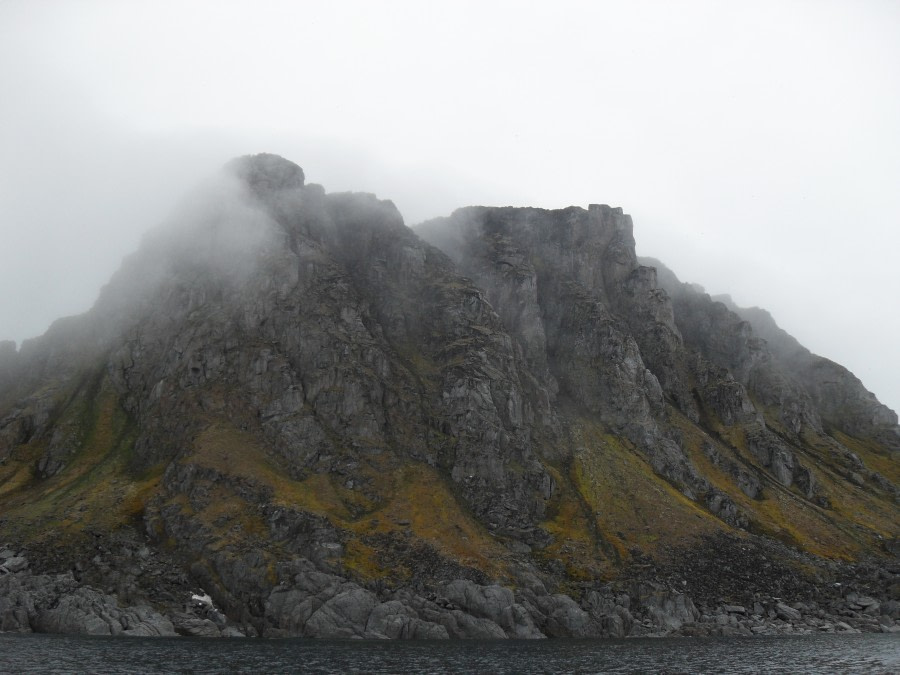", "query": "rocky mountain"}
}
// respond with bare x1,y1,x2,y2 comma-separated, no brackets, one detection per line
1,154,897,638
